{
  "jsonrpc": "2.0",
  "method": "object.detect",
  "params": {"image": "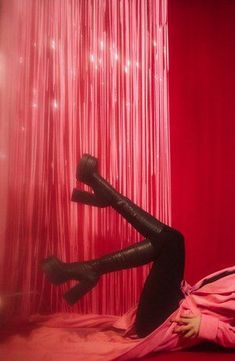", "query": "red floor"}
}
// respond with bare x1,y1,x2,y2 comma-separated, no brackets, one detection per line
142,352,235,361
141,344,235,361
